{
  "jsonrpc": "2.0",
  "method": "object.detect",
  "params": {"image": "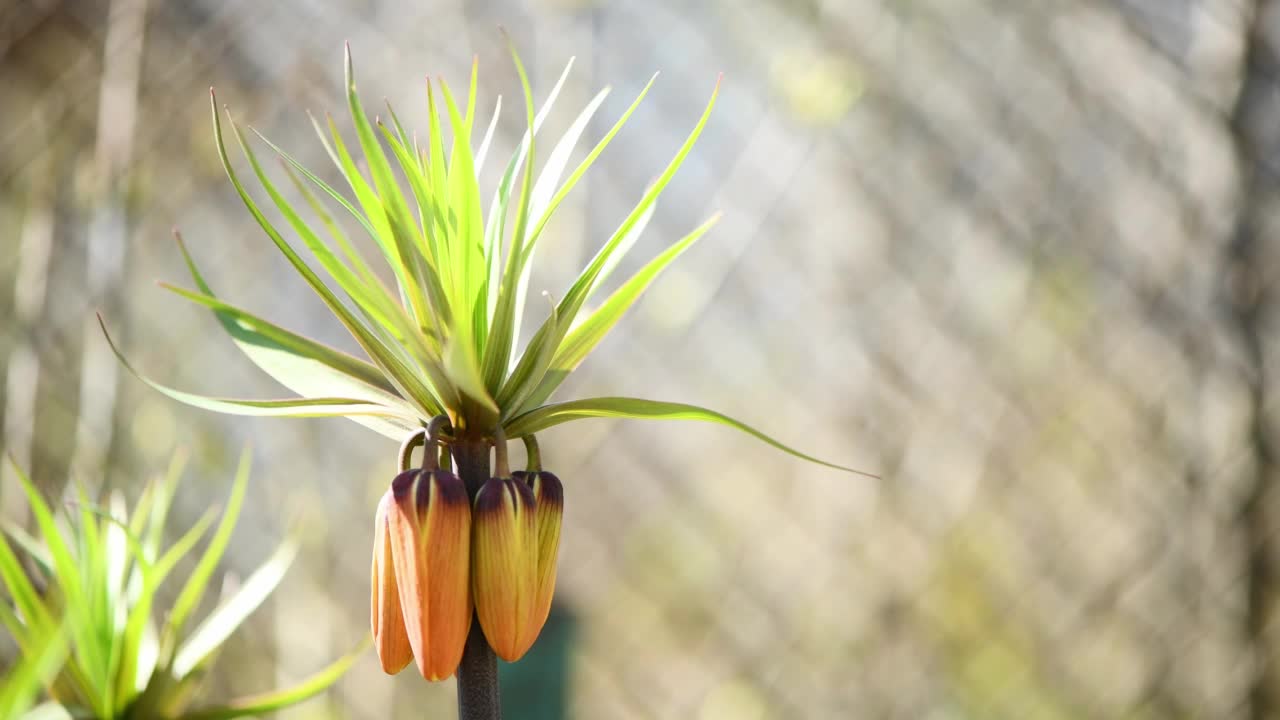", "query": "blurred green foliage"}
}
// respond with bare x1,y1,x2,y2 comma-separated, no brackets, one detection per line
0,453,359,719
